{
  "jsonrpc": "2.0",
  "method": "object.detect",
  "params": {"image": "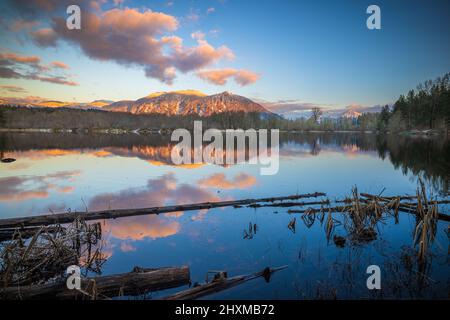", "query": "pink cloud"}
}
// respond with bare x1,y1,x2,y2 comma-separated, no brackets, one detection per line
120,242,137,252
50,61,69,69
31,28,58,47
6,3,258,85
25,6,241,84
0,85,27,93
198,173,257,190
11,19,40,31
0,52,40,65
197,68,260,86
0,50,76,86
